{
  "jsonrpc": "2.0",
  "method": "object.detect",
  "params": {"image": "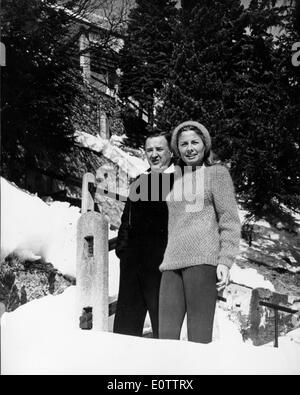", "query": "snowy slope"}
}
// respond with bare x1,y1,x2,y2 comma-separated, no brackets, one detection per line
1,286,299,375
1,177,80,270
0,177,119,285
